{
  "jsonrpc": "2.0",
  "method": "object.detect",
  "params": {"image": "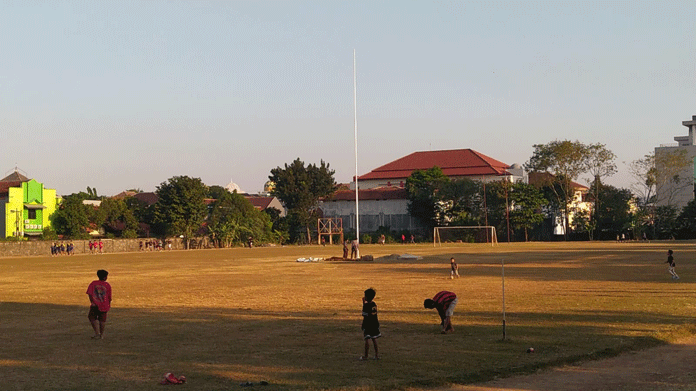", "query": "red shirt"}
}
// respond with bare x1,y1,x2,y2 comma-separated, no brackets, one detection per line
433,291,457,309
86,280,112,312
